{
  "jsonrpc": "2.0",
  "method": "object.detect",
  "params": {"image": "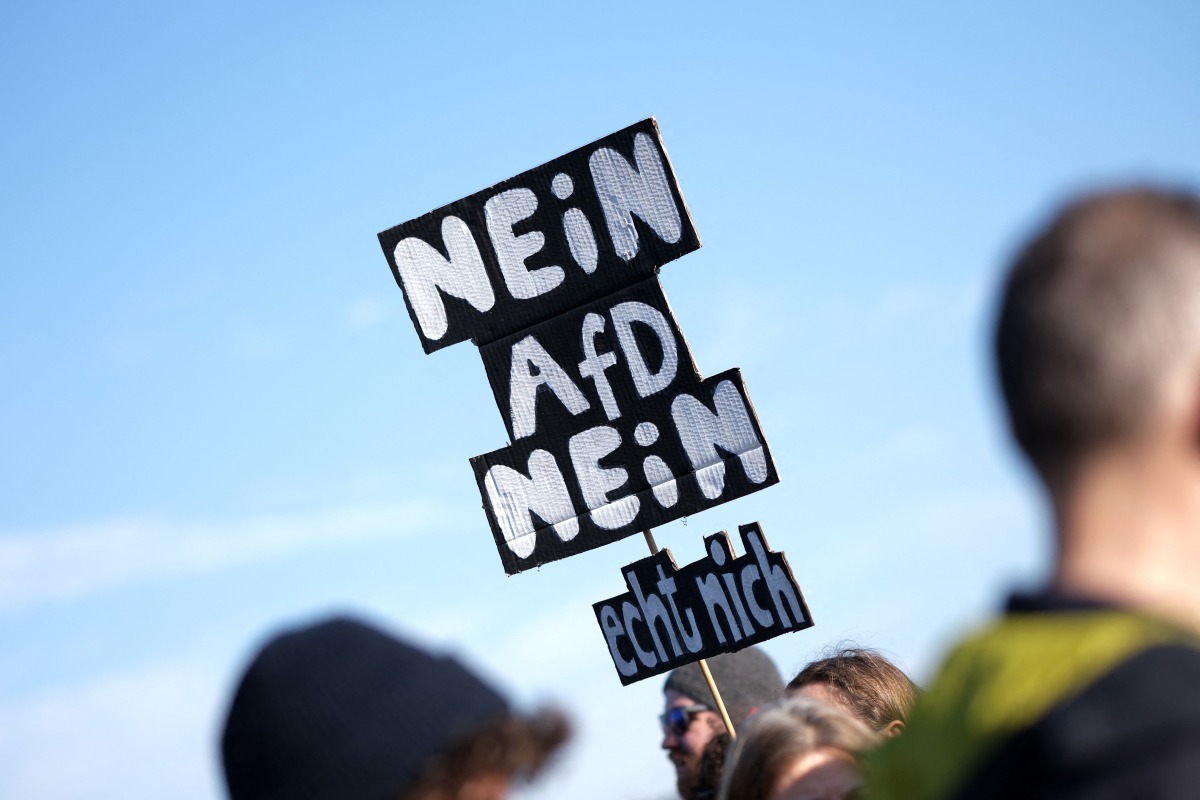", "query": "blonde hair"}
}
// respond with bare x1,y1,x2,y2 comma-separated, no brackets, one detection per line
717,697,876,800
